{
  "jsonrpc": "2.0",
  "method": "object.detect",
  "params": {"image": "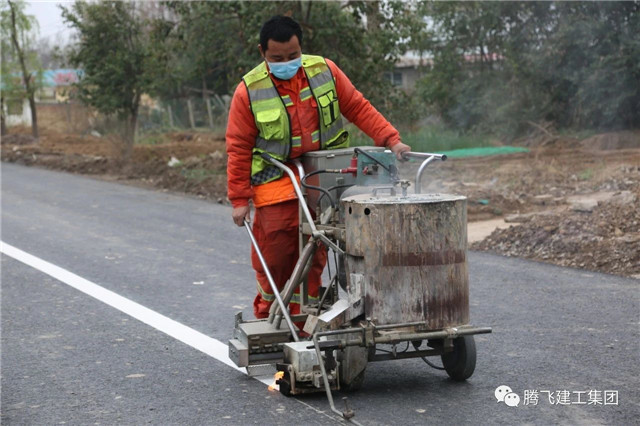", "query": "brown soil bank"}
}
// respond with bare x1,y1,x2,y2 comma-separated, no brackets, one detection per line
1,128,228,201
2,127,639,278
